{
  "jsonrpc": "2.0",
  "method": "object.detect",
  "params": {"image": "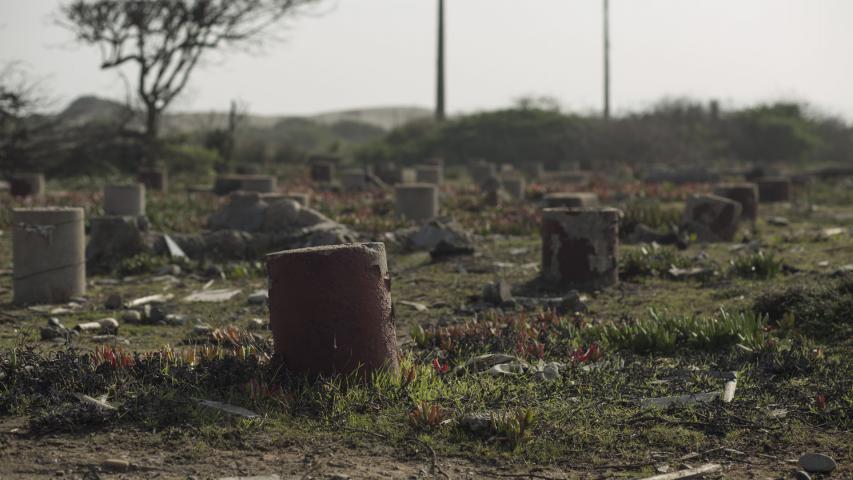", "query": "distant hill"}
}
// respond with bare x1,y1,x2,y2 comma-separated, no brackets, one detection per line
55,95,431,132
